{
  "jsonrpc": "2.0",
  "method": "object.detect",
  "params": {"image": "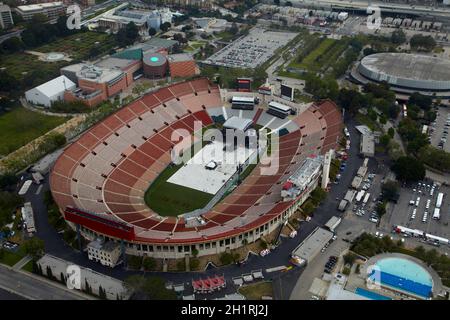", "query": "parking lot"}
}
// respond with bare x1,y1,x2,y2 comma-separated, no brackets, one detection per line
344,162,387,226
390,182,450,238
429,107,450,152
388,182,450,240
204,27,297,69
